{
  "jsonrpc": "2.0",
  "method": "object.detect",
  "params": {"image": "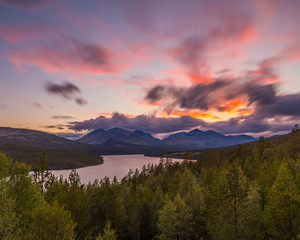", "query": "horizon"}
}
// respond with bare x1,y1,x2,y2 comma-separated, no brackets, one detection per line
1,0,300,138
1,125,282,141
